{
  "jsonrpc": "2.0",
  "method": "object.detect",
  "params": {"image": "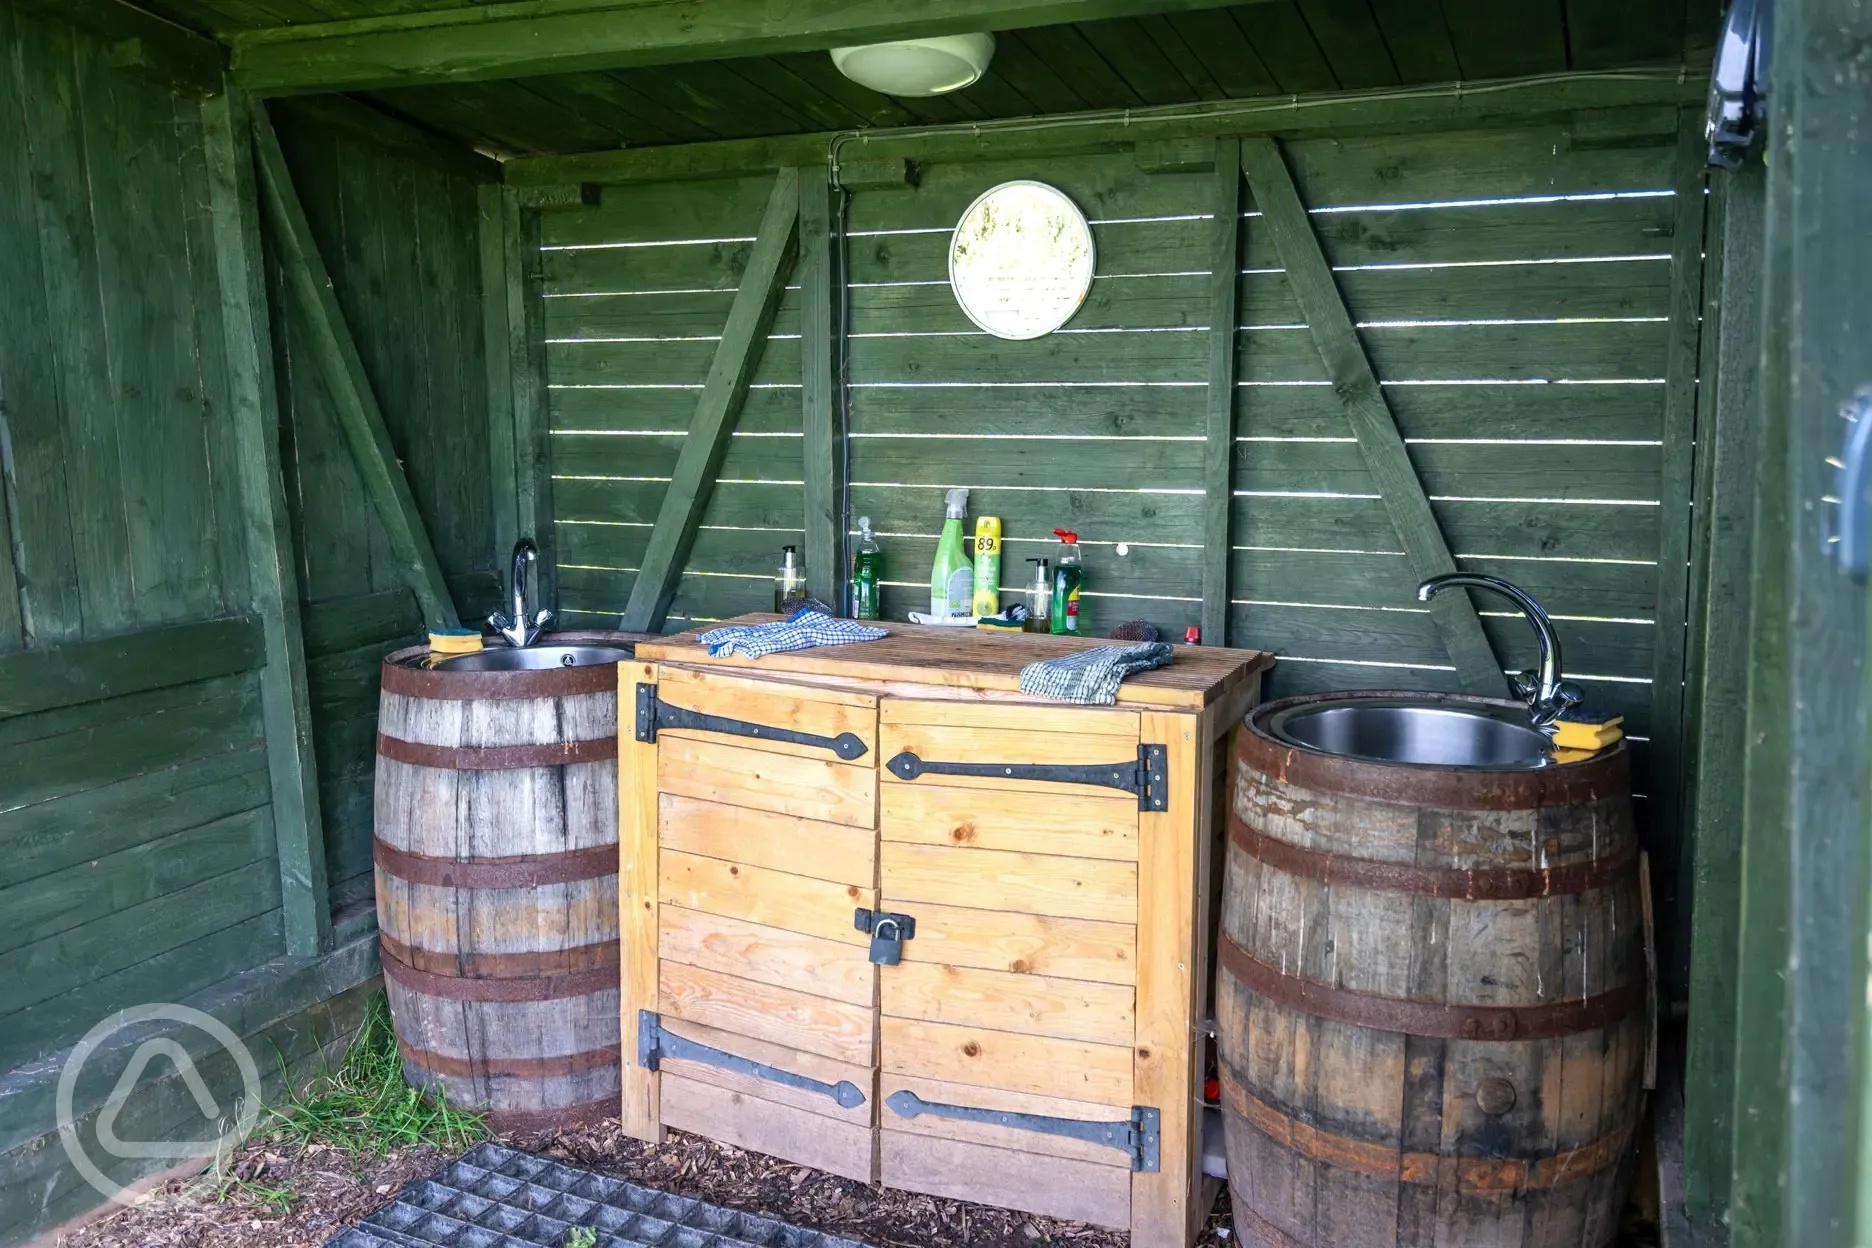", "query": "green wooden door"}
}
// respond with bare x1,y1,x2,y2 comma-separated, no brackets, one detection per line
1718,0,1872,1243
